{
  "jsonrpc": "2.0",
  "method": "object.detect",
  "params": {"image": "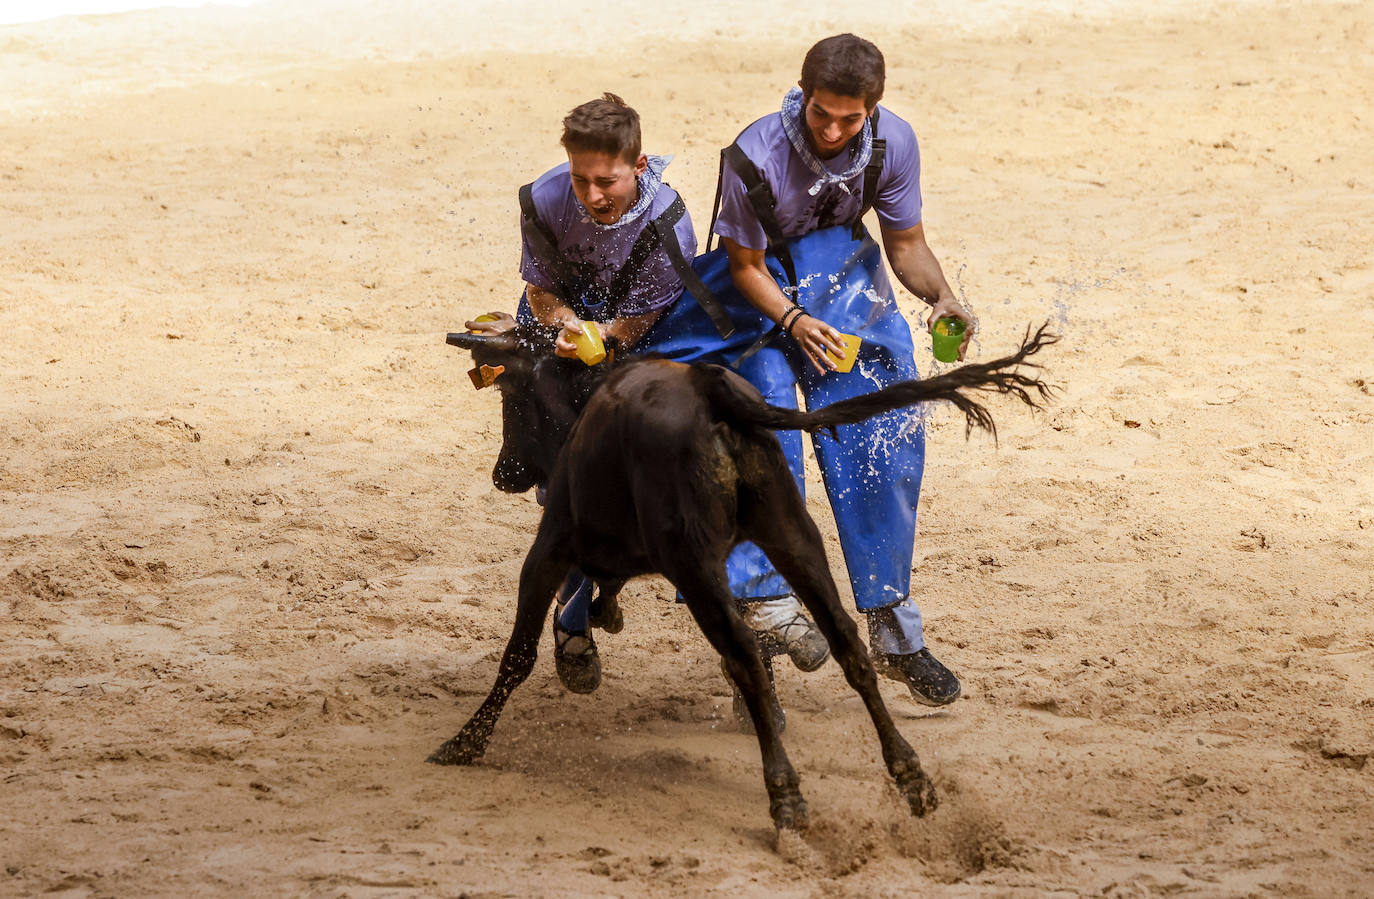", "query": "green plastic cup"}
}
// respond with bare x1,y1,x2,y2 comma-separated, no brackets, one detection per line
931,316,966,362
